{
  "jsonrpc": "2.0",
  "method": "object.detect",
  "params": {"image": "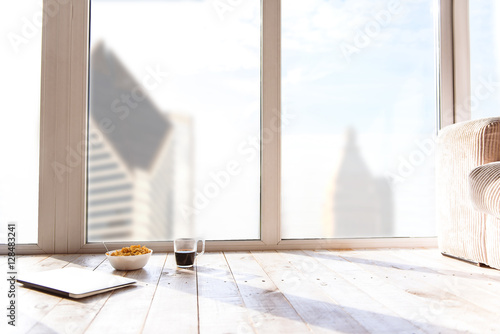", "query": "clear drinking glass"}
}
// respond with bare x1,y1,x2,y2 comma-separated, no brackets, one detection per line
174,238,205,268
